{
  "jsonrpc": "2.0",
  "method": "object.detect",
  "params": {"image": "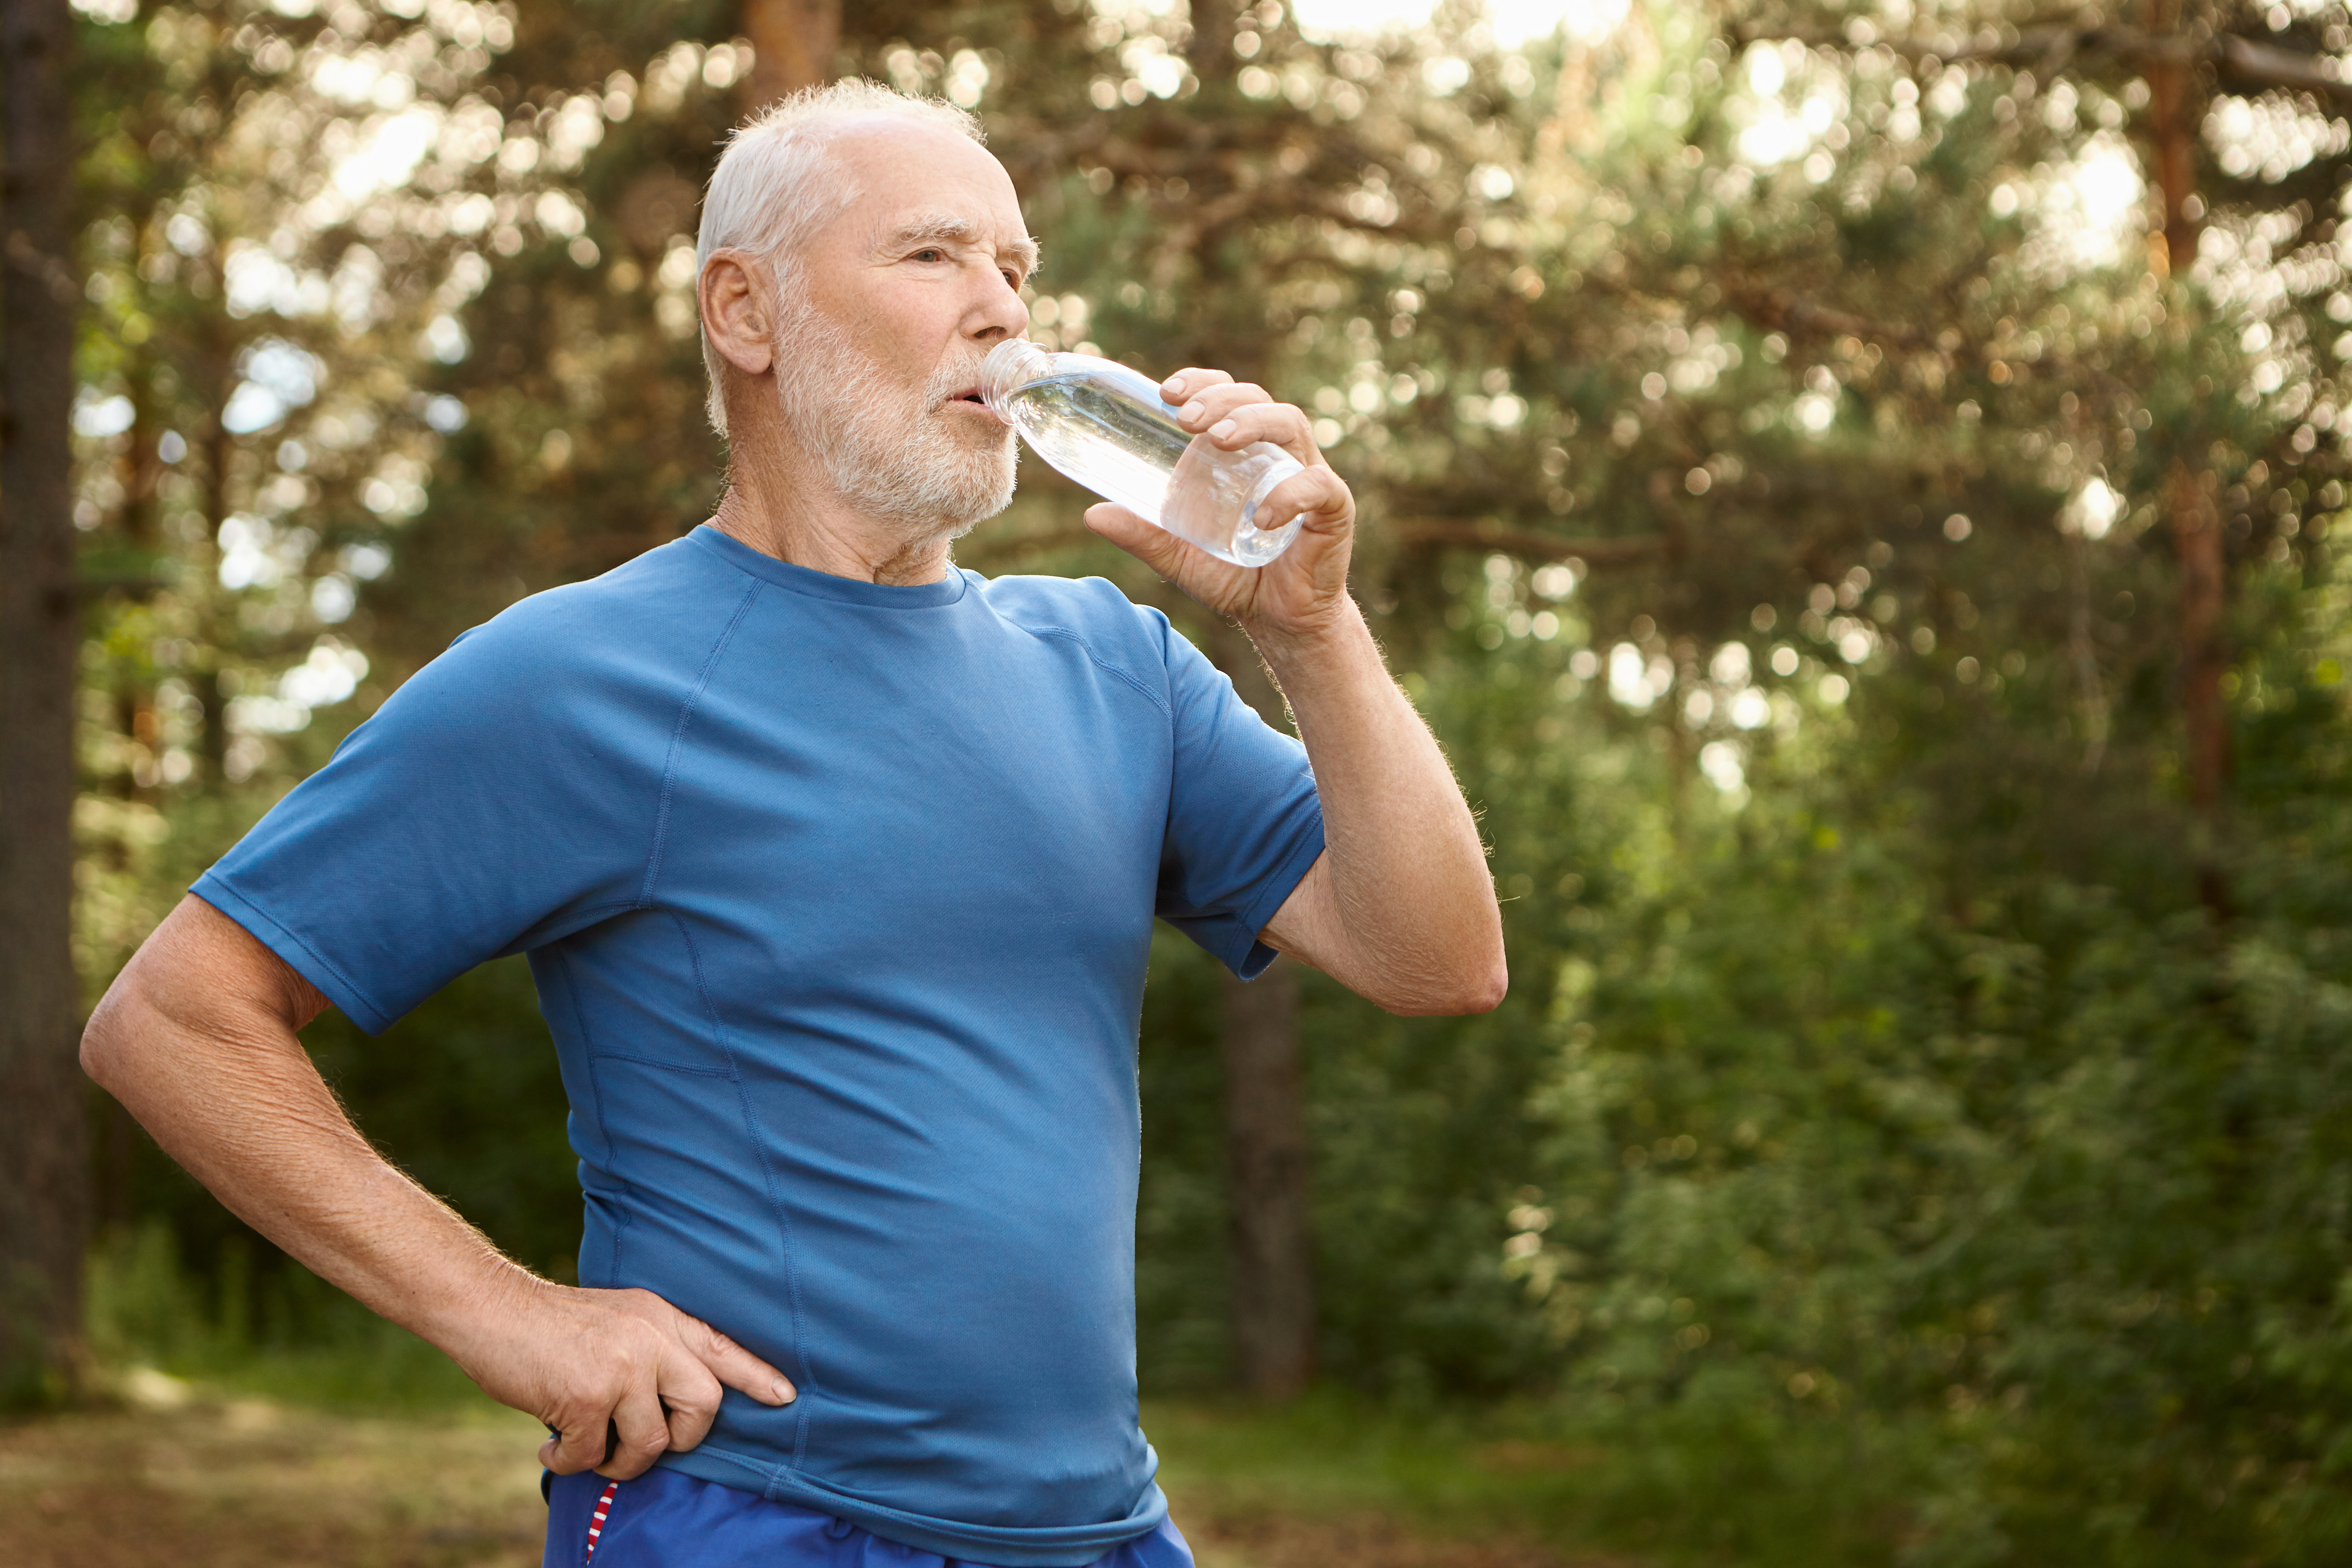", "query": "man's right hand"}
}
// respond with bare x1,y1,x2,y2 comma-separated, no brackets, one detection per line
452,1276,798,1480
83,899,804,1488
